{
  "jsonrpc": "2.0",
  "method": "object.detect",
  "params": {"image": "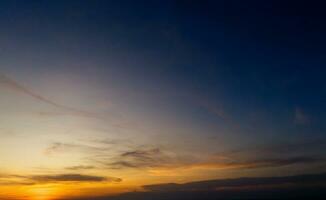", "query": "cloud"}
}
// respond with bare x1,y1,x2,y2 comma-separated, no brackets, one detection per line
65,165,95,170
244,156,324,168
53,173,326,200
44,142,106,156
147,156,325,176
216,138,326,164
43,142,172,170
294,107,310,125
105,148,174,169
143,172,326,192
196,97,227,119
29,174,119,182
108,161,141,169
0,180,35,186
0,74,146,132
103,142,325,171
190,156,324,170
73,142,325,172
0,73,100,119
0,173,121,185
0,174,36,186
44,139,326,175
121,148,161,159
